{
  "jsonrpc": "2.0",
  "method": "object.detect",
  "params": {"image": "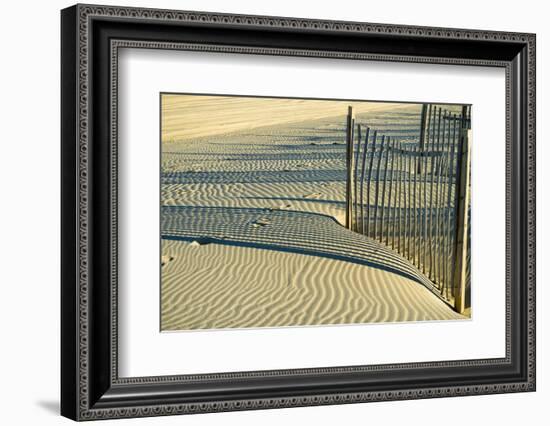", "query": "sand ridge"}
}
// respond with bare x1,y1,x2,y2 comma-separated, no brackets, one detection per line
161,240,463,331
